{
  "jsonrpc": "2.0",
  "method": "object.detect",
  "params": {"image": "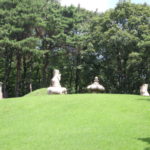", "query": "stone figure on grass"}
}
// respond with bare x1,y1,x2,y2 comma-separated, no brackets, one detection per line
0,82,3,99
87,76,105,93
47,69,67,94
140,84,149,96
